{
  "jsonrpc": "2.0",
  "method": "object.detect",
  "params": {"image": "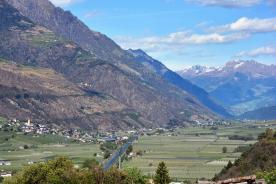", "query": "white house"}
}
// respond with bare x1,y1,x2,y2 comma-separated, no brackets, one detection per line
0,160,11,166
0,172,12,177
